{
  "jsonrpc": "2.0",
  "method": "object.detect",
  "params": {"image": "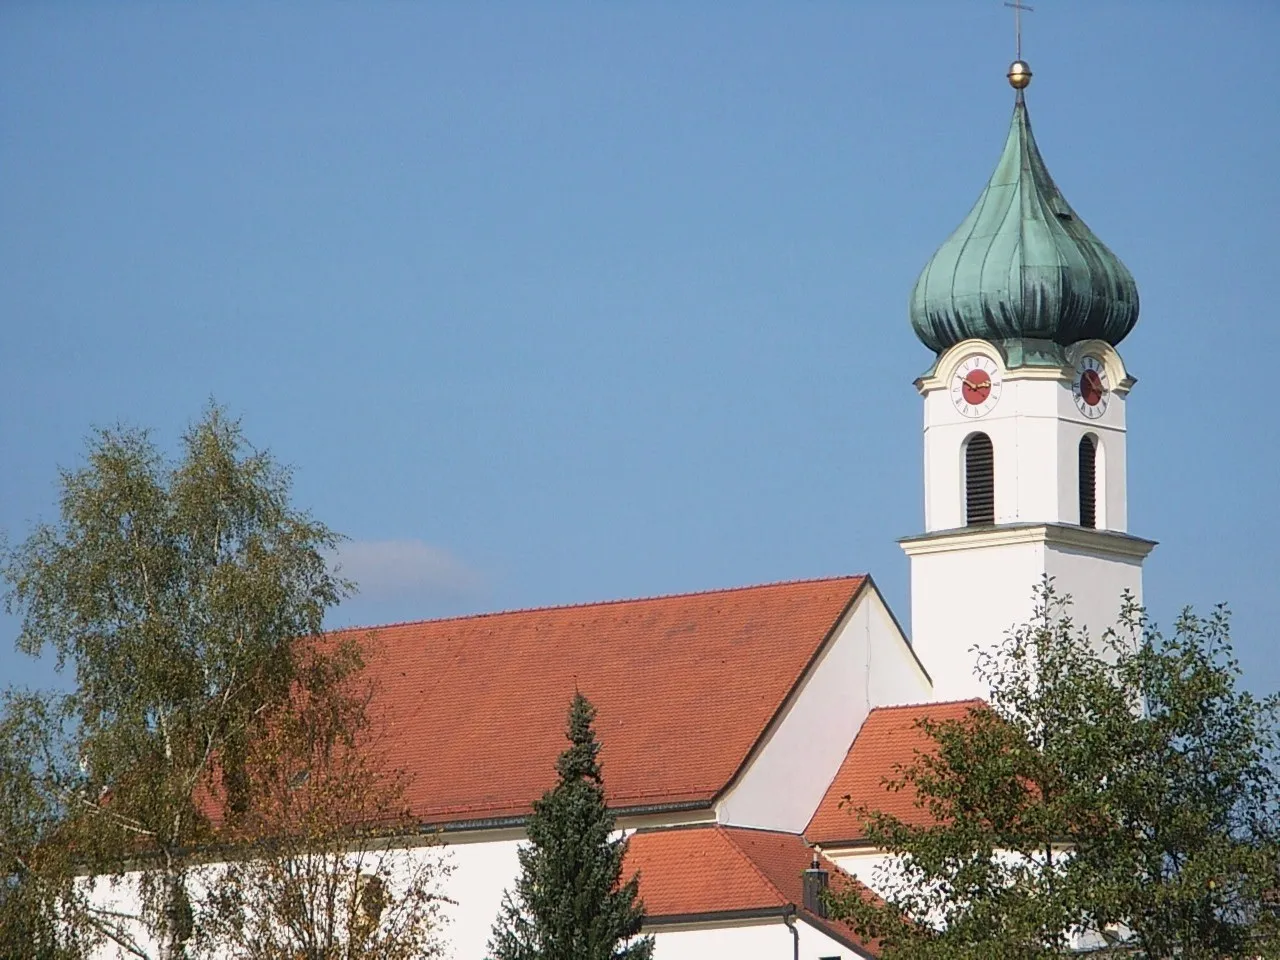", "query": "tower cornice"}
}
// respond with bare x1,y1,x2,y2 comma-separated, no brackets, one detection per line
900,522,1157,561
